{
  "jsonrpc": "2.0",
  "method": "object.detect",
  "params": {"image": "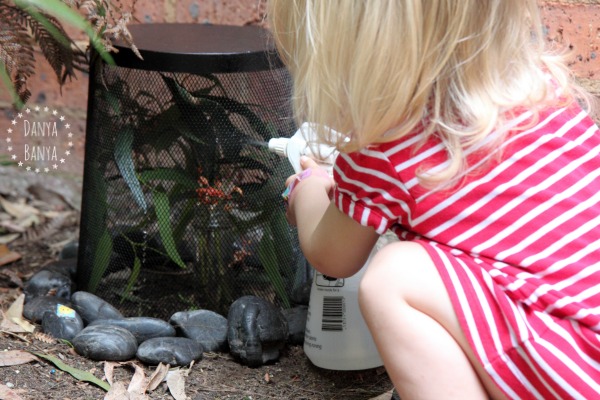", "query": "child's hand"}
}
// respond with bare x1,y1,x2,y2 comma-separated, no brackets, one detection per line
284,156,320,185
283,156,334,226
